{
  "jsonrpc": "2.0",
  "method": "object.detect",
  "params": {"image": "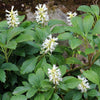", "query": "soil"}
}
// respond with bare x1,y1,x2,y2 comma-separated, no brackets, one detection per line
0,0,100,21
